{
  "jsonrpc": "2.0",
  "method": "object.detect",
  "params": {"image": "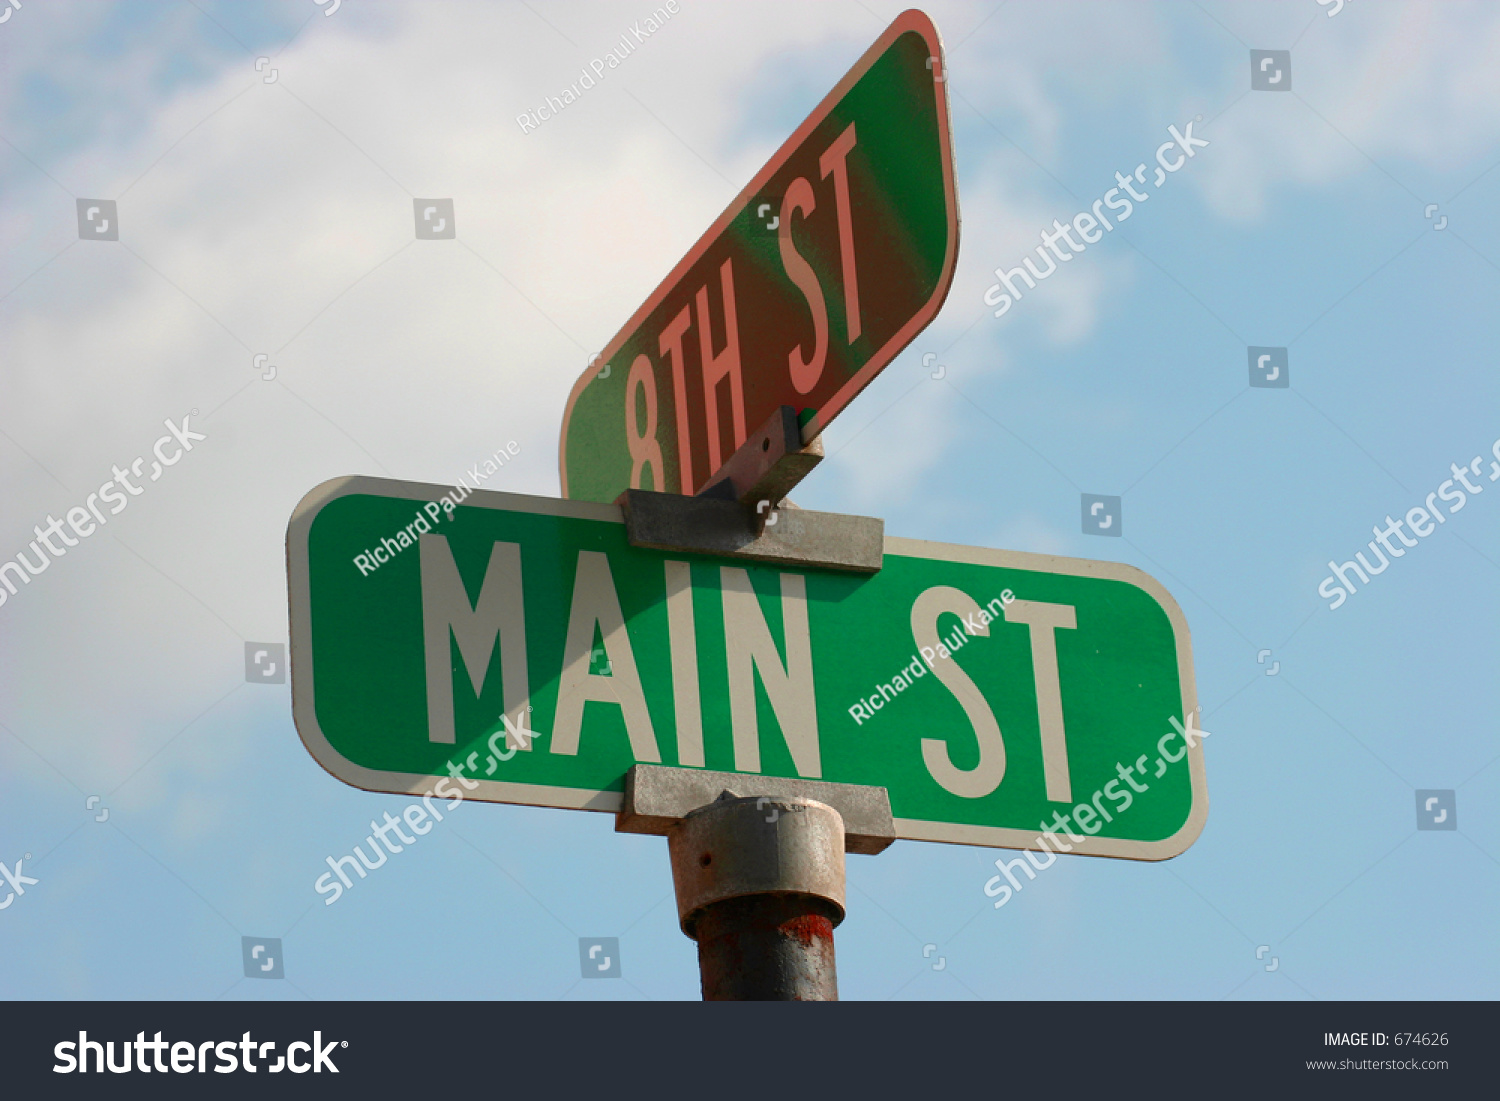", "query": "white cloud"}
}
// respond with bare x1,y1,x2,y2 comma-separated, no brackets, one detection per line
1193,2,1500,218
